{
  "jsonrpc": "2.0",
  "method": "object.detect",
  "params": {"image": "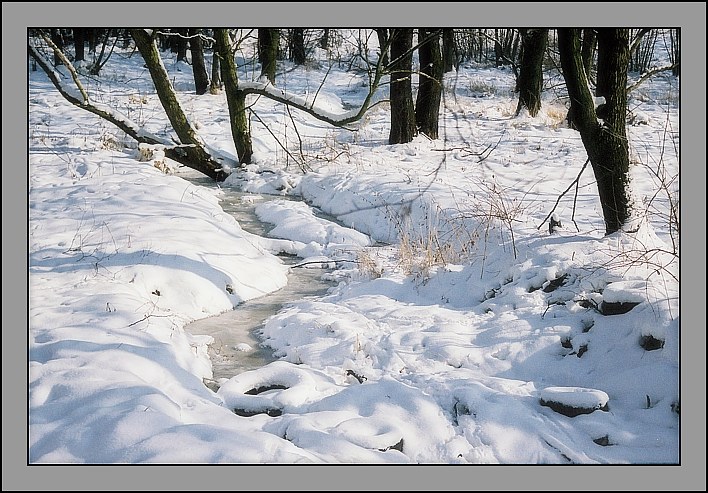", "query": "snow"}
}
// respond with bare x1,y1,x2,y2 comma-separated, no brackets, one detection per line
17,25,699,487
539,386,610,409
